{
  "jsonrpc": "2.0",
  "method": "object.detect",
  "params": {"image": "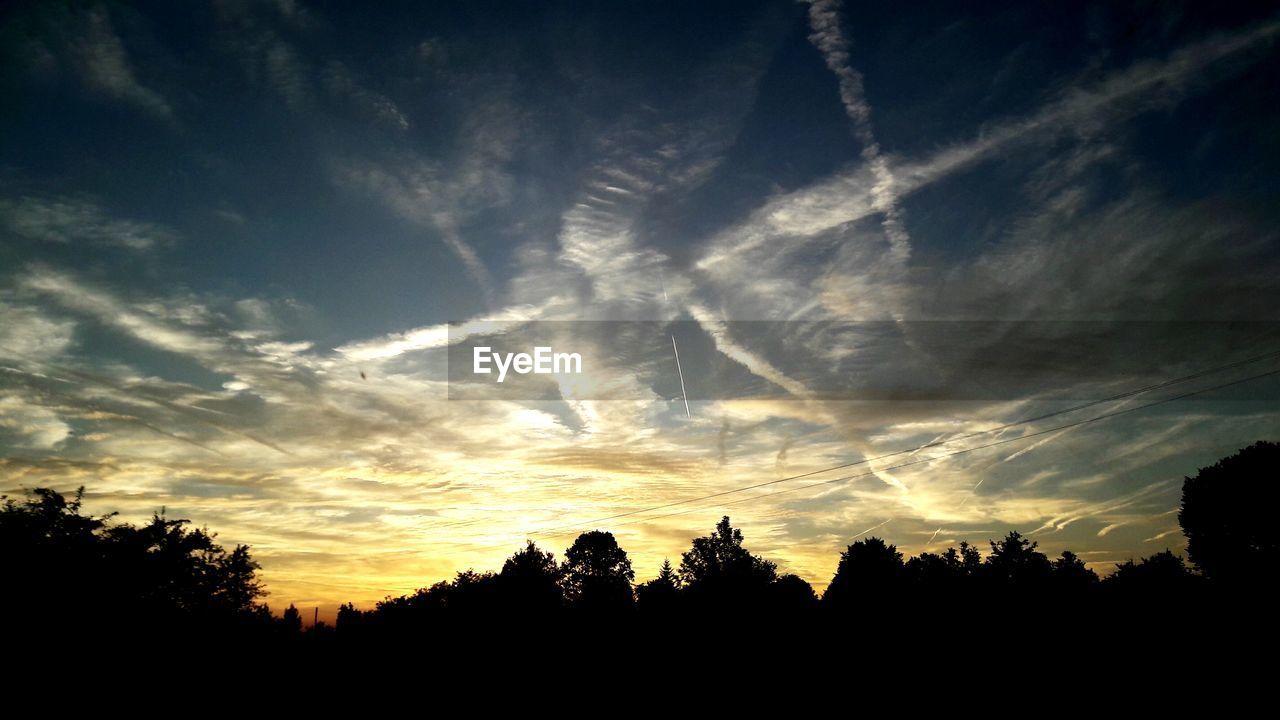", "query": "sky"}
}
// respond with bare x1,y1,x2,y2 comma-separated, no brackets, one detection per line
2,0,1279,617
